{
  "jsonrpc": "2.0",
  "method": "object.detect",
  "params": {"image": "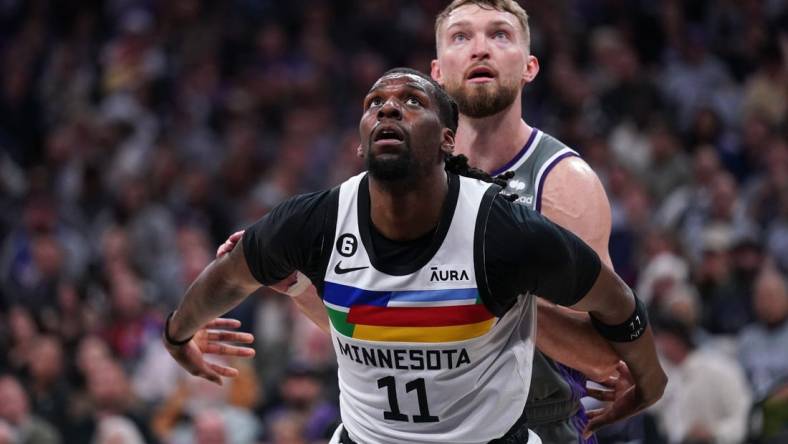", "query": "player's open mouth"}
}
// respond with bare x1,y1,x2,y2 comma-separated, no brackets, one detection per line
466,66,497,83
372,125,406,145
